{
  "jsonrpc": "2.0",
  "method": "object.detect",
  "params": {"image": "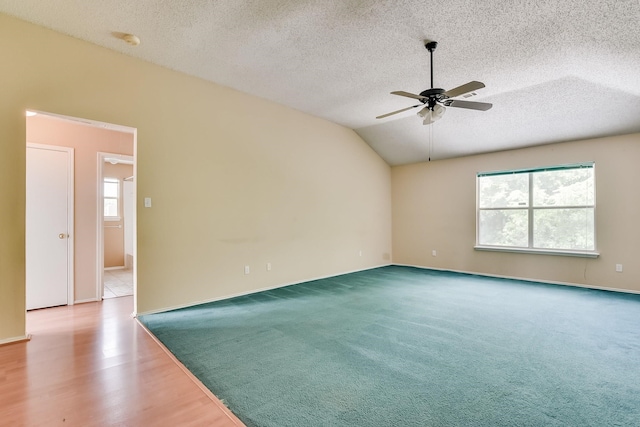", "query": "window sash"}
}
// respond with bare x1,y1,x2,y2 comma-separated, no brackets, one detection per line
104,178,120,218
477,163,595,252
477,162,594,177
